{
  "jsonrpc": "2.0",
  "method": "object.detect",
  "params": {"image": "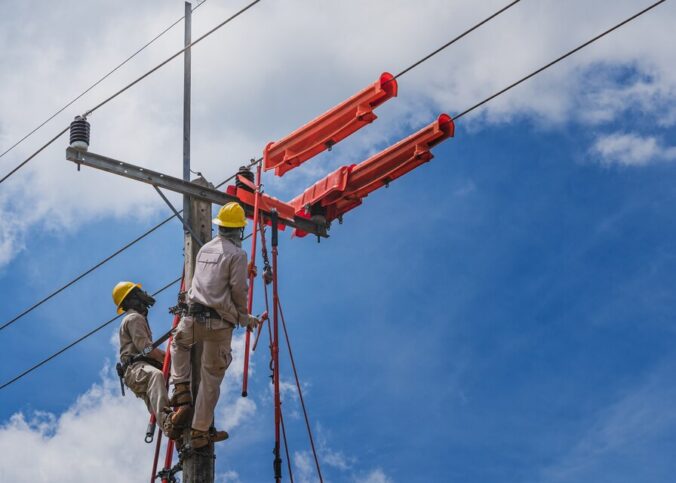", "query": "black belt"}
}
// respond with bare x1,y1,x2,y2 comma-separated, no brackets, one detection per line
188,302,222,320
